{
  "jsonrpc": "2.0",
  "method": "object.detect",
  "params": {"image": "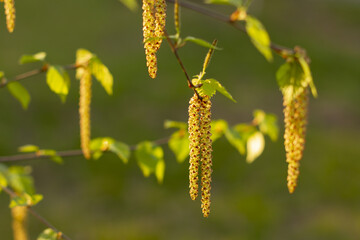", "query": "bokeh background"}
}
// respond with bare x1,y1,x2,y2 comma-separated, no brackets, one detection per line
0,0,360,239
